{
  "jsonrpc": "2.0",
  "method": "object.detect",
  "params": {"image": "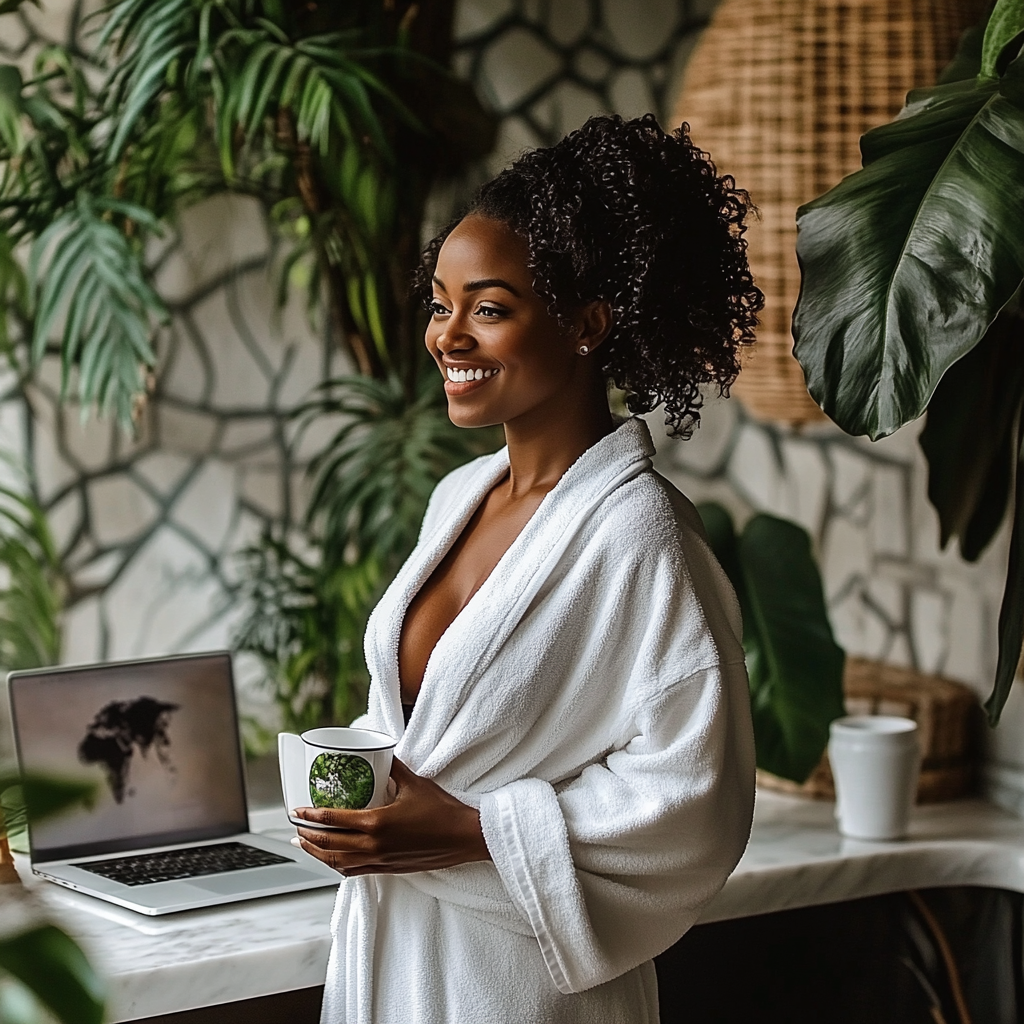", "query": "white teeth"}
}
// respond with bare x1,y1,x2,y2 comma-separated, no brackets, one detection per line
446,367,498,382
